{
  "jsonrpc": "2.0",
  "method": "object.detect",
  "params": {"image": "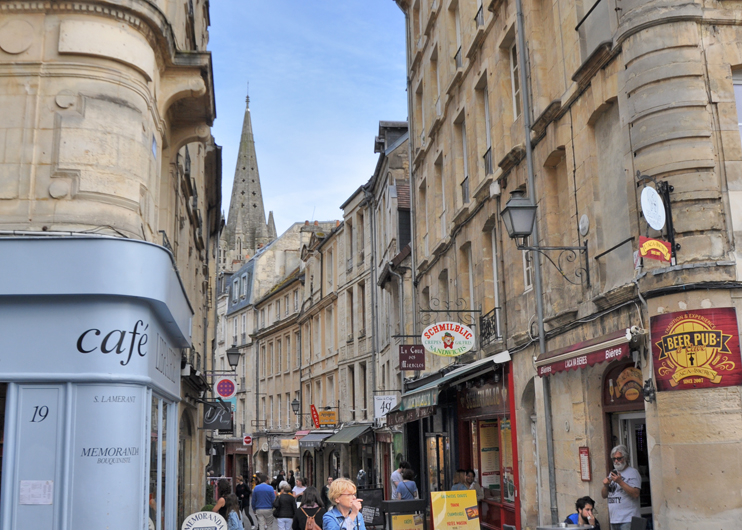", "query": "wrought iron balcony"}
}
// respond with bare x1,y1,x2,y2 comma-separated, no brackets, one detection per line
479,307,502,347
